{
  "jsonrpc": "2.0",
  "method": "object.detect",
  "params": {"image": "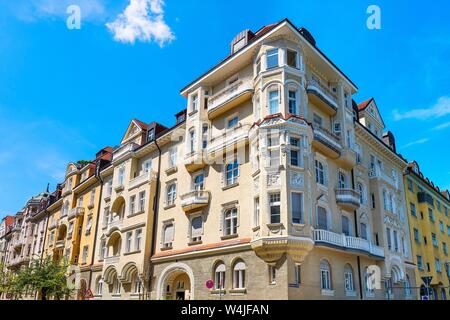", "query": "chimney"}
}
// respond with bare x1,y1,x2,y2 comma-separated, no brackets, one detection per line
230,29,255,54
382,131,396,152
